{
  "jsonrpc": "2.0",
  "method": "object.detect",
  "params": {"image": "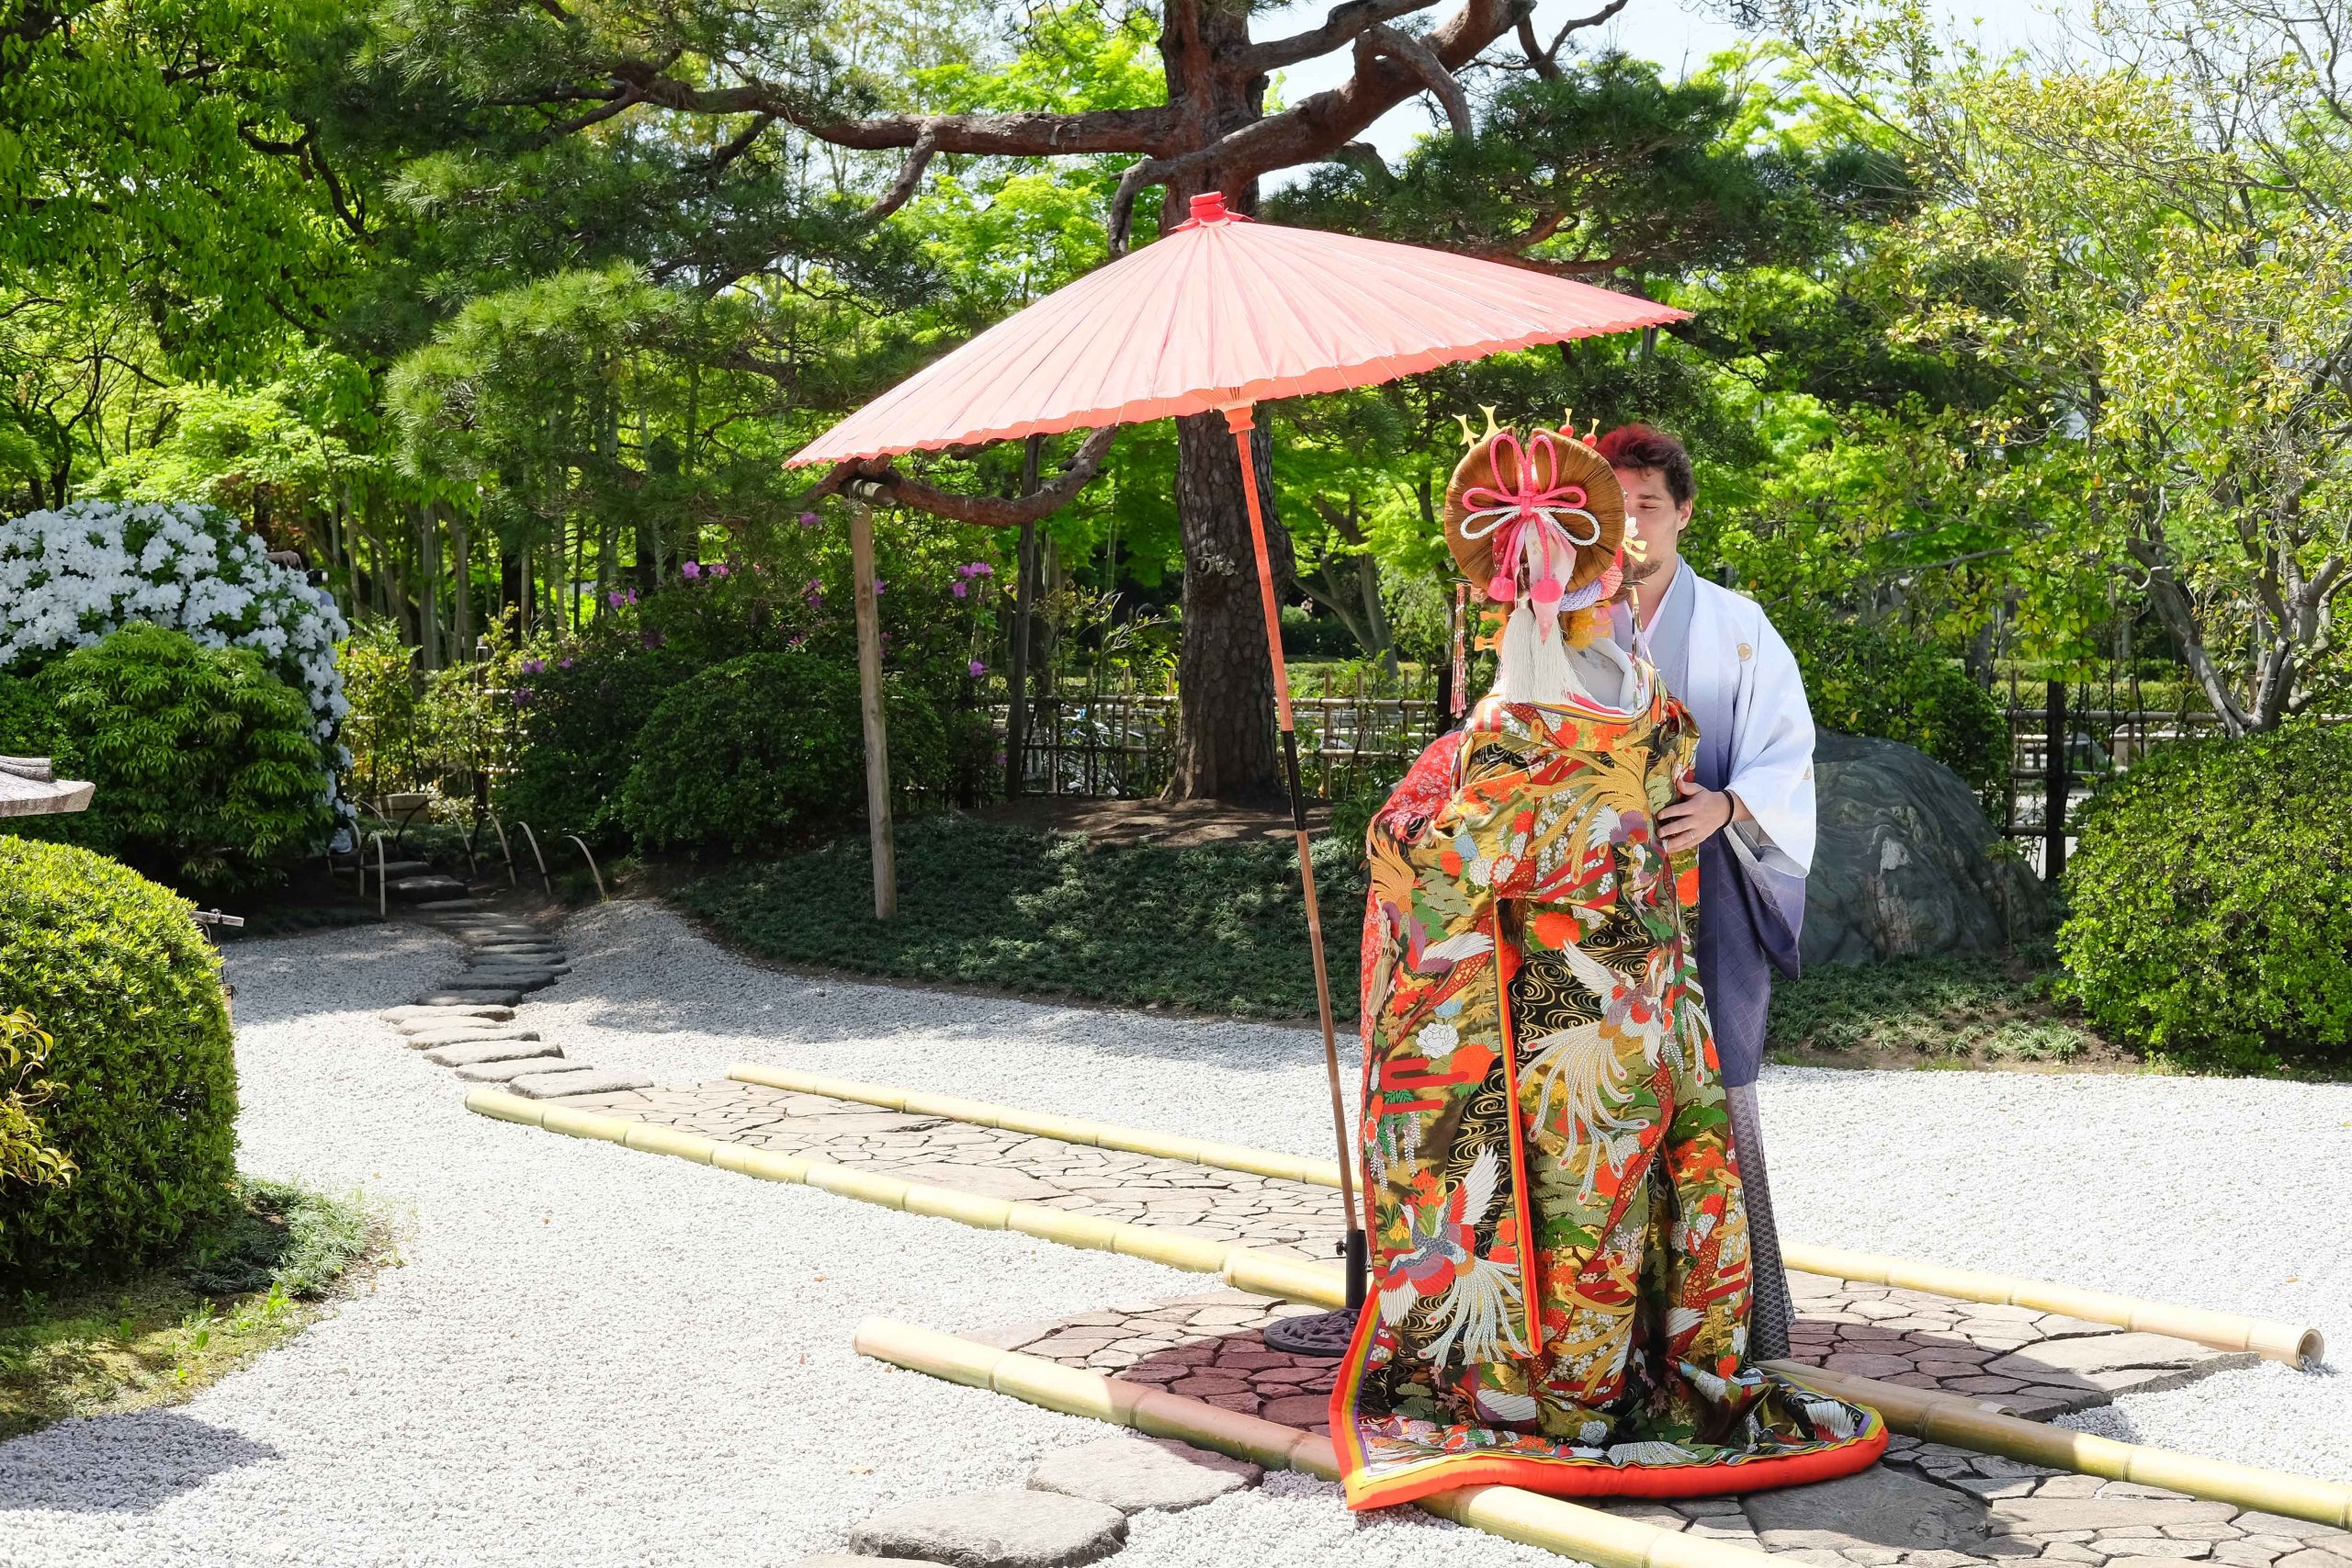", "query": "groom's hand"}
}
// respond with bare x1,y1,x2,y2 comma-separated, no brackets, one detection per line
1658,777,1735,854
